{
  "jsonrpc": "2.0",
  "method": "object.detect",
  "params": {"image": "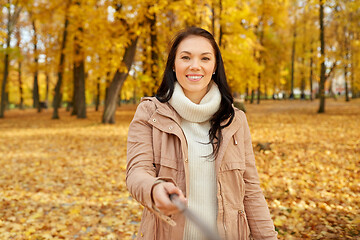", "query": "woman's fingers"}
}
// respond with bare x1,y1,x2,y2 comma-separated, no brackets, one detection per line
152,182,187,215
166,184,187,205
